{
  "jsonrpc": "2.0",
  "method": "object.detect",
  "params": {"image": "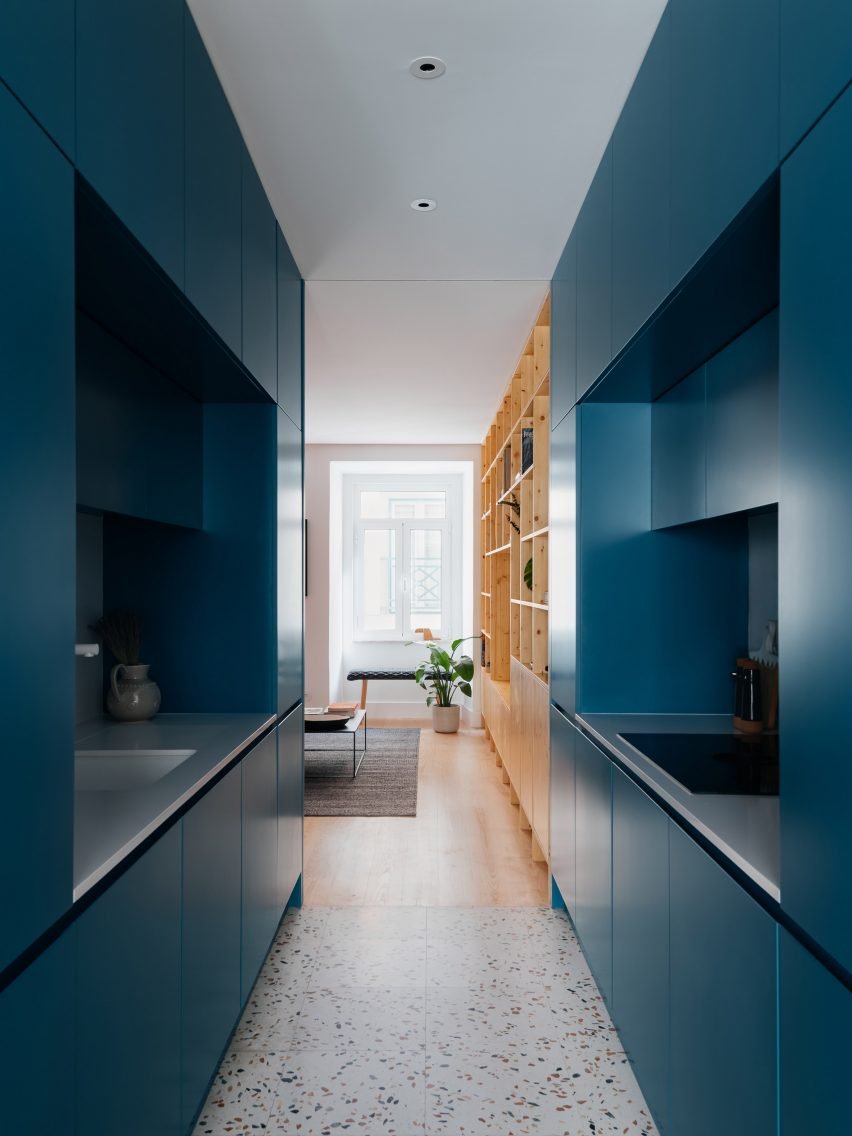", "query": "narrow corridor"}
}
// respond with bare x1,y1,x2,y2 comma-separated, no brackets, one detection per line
194,905,657,1135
